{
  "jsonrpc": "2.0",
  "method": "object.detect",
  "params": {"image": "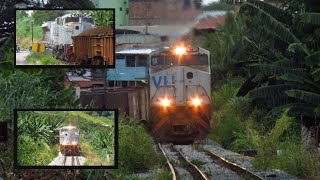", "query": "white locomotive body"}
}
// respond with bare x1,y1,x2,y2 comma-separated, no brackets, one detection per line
149,46,211,142
41,13,94,59
59,126,80,156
